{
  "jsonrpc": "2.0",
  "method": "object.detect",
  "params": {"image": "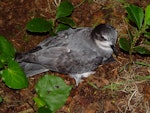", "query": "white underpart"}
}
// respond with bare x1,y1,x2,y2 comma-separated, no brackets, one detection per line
95,39,112,52
70,71,95,86
66,47,71,53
